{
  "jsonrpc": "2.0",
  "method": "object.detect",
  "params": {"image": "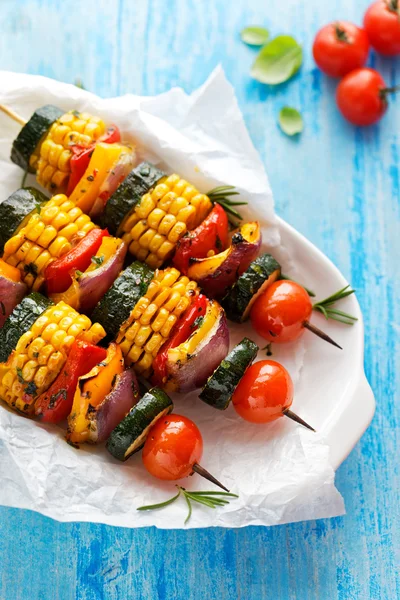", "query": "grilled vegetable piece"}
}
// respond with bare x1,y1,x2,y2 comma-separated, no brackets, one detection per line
91,261,154,341
187,222,262,299
66,342,125,445
0,299,106,414
0,292,53,363
199,338,259,410
36,110,106,193
3,194,96,290
11,105,63,172
35,340,107,423
154,297,230,393
50,236,127,313
119,171,213,268
173,203,229,274
116,267,199,376
69,142,135,216
0,260,27,328
222,254,281,322
0,187,48,255
102,162,166,236
106,387,173,461
88,368,140,444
